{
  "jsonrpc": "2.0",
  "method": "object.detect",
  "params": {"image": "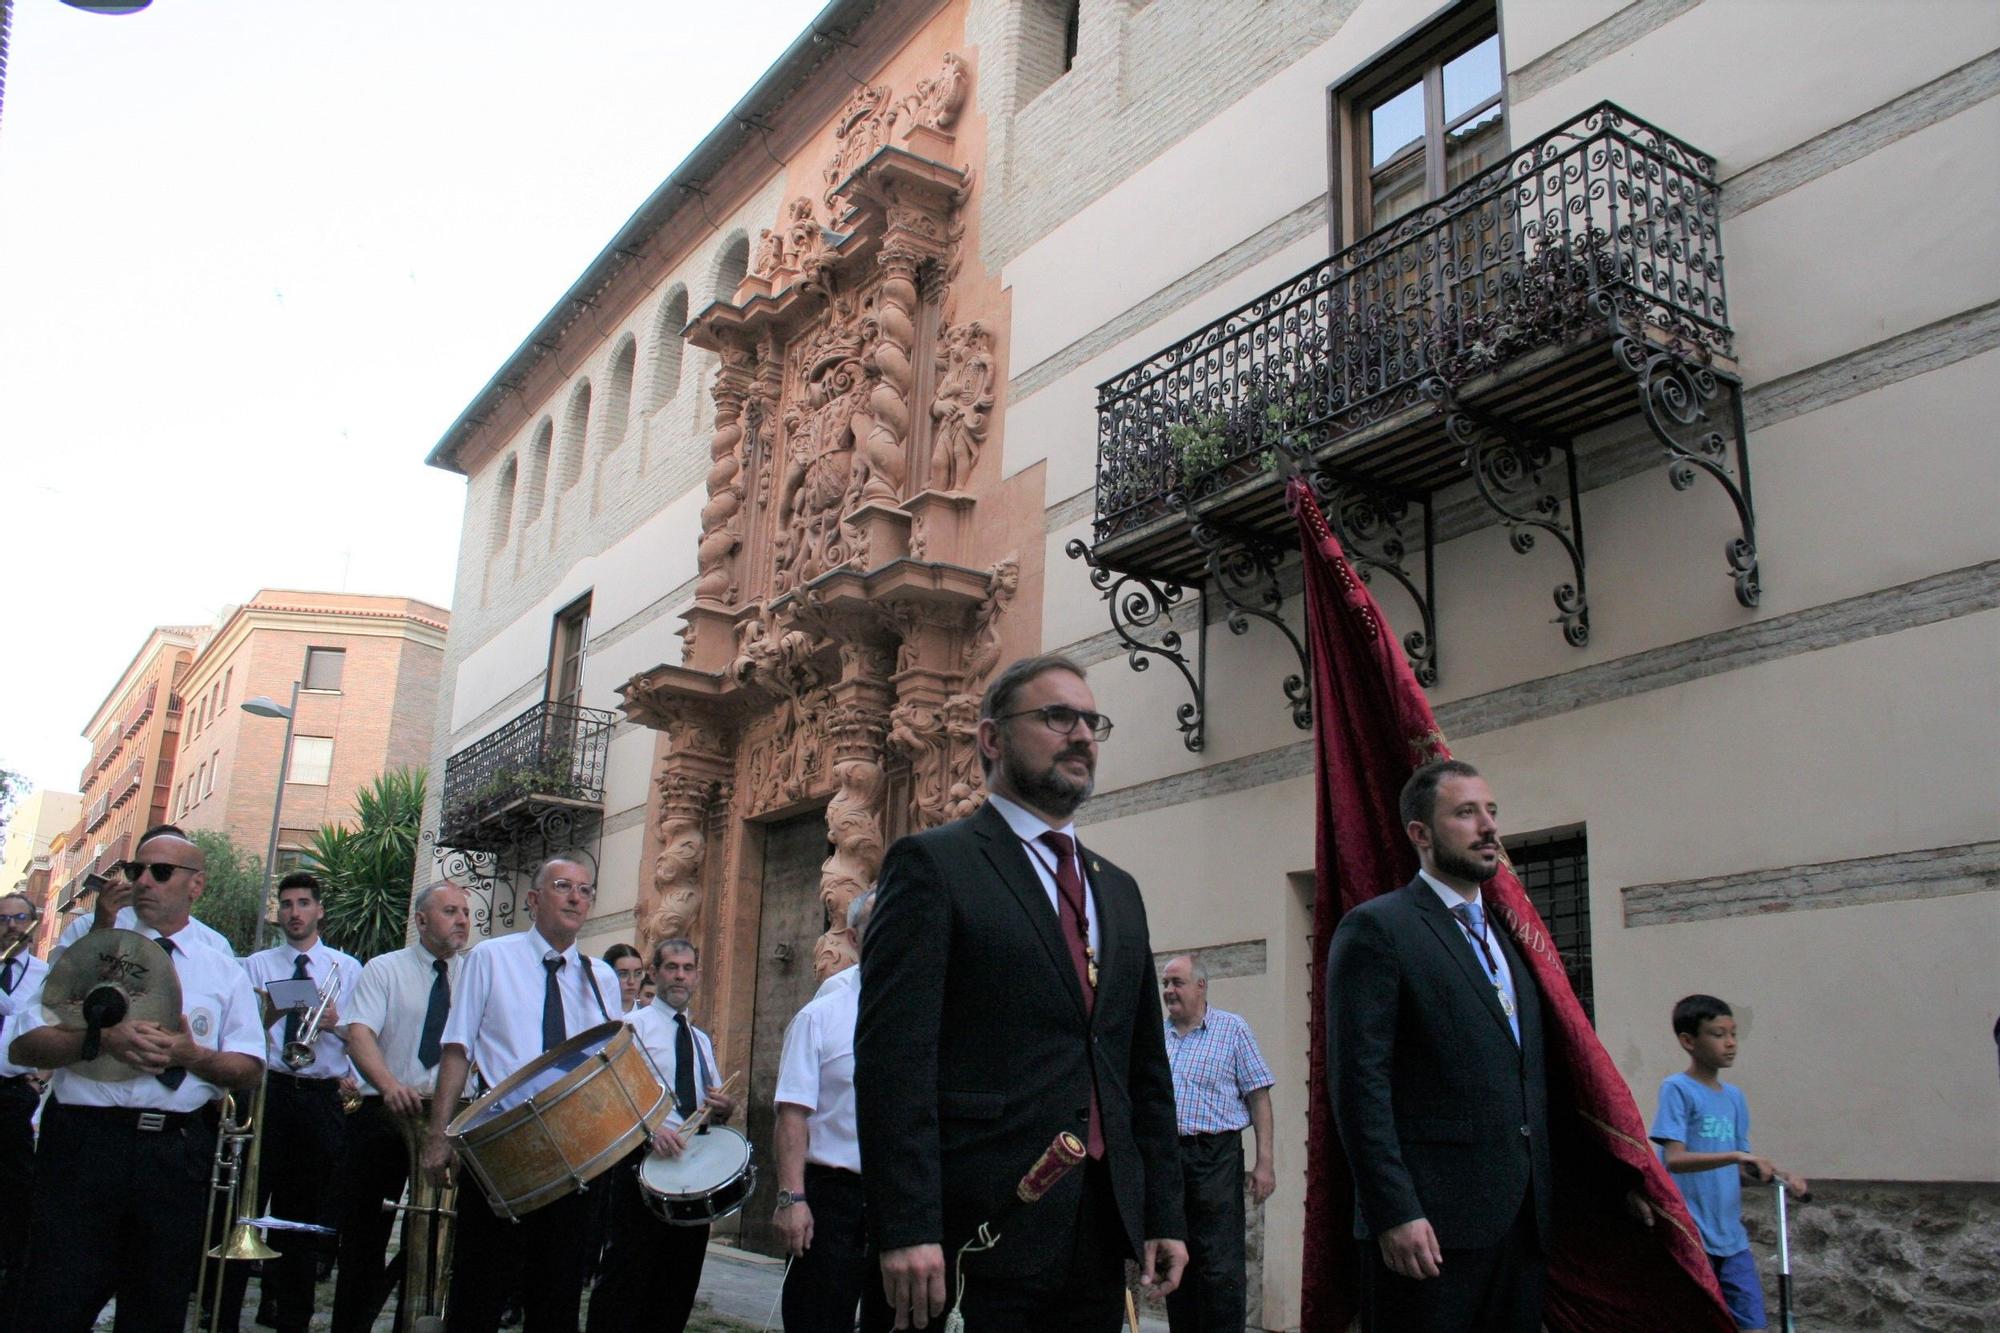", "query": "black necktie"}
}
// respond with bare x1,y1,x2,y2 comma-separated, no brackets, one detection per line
418,958,450,1069
282,952,311,1049
2,959,15,994
542,956,566,1052
156,938,187,1091
673,1012,697,1118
